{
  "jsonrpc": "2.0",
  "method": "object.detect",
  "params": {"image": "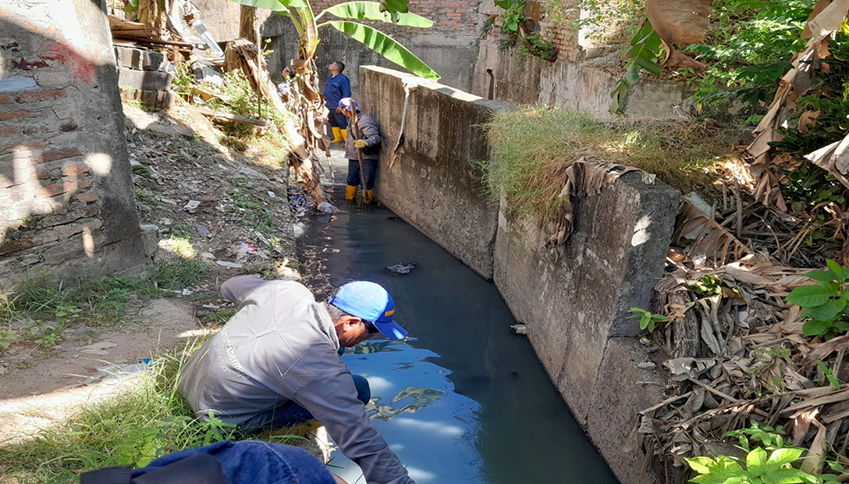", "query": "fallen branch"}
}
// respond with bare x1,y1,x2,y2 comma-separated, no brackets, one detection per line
196,107,267,127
